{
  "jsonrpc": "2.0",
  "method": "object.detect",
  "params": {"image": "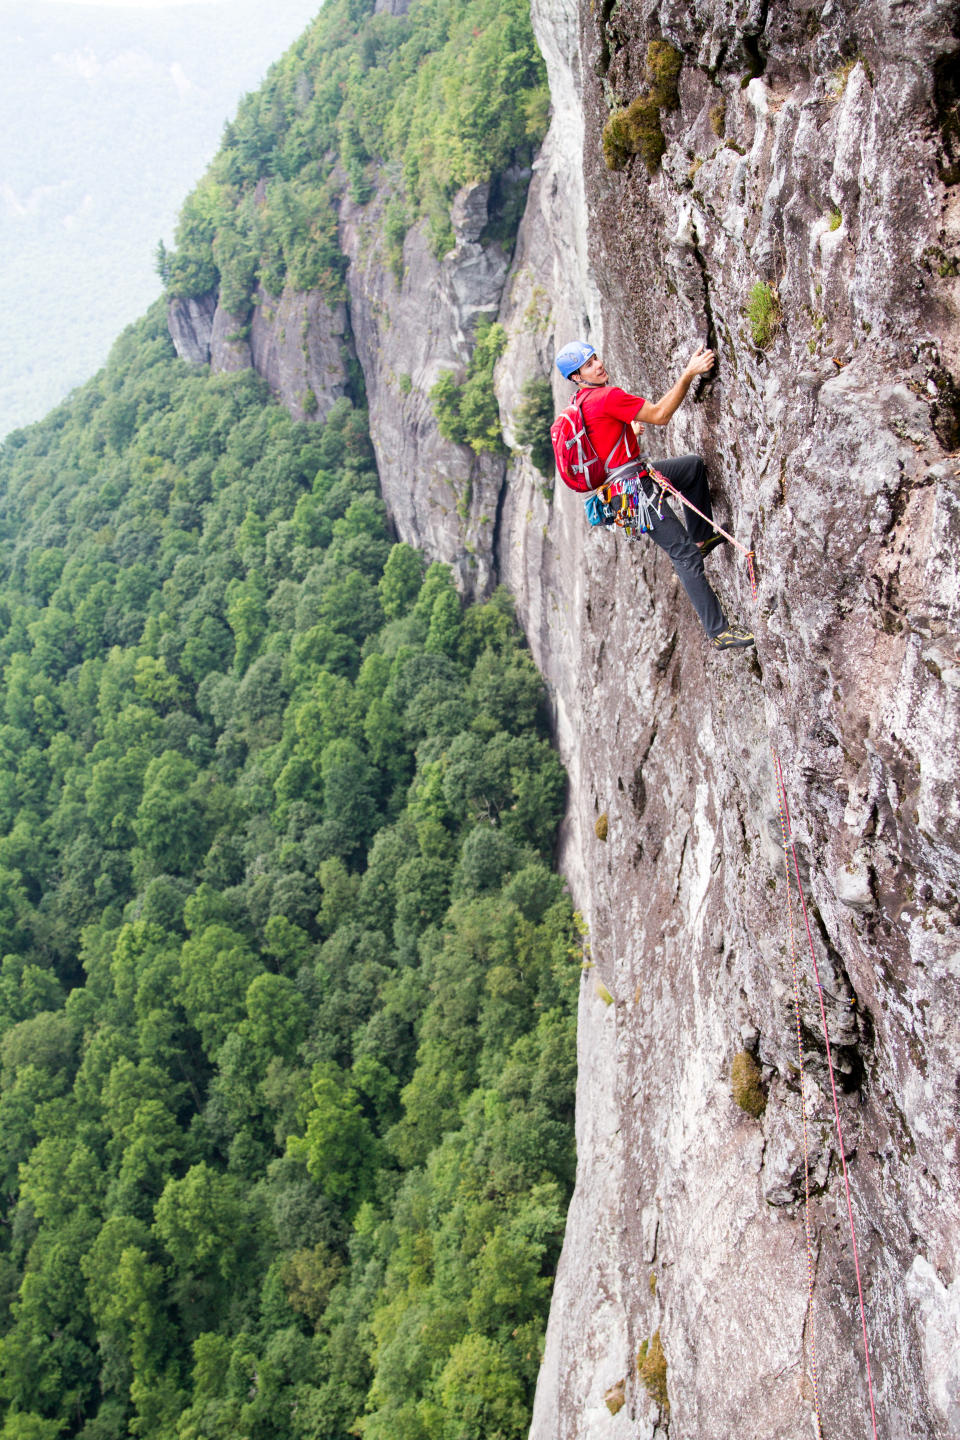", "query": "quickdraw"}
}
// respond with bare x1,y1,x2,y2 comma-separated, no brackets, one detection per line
583,468,665,538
